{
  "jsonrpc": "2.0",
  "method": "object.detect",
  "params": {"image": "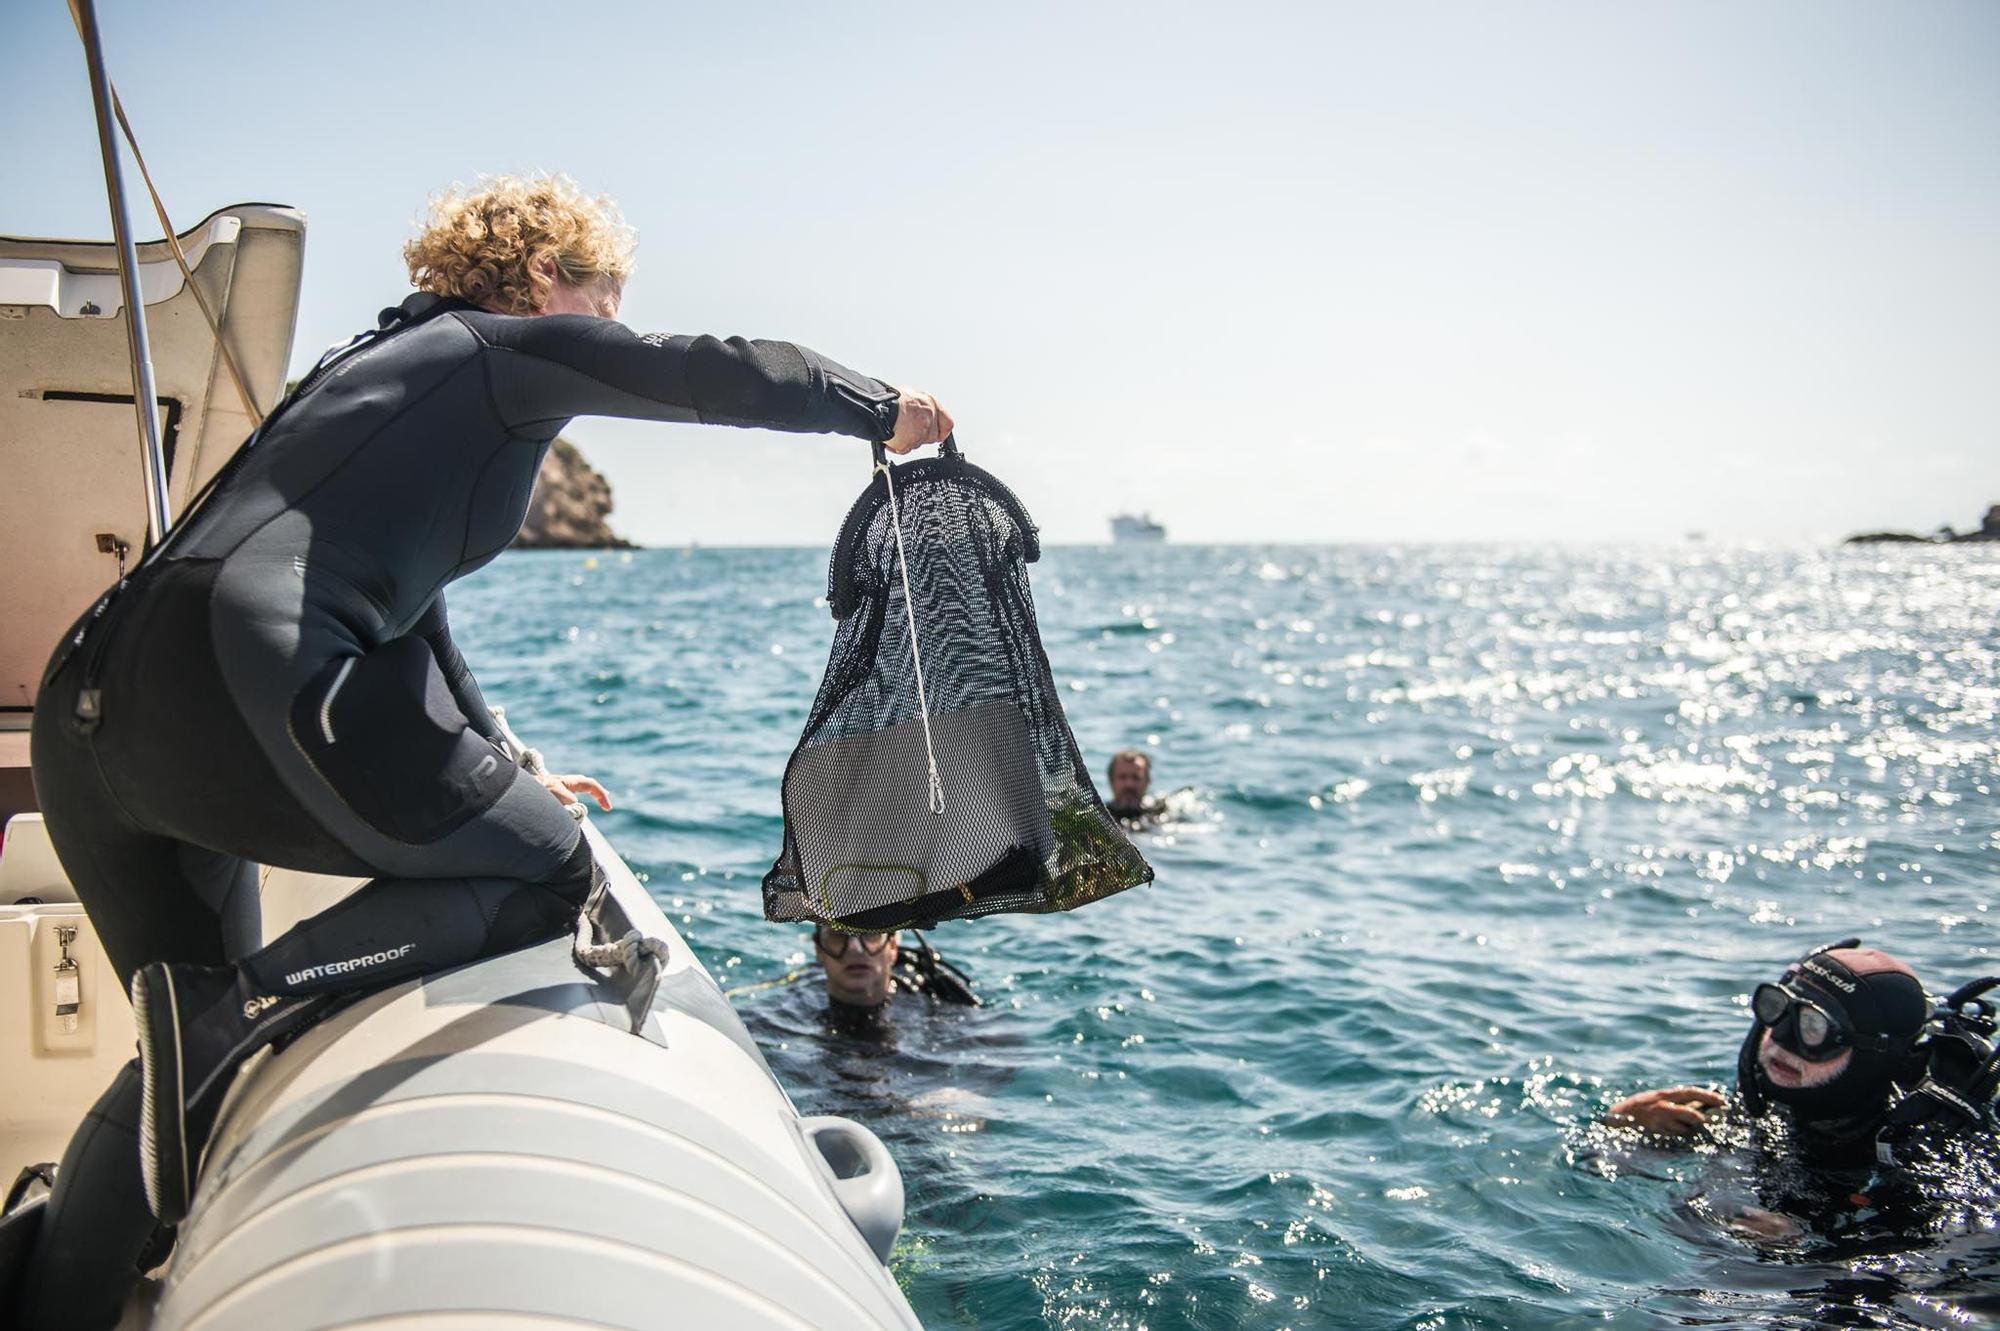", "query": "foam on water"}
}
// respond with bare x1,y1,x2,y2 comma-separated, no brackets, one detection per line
455,543,2000,1331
